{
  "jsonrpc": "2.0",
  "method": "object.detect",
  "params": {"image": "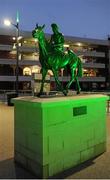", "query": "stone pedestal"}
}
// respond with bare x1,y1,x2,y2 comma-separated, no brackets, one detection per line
13,94,108,178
